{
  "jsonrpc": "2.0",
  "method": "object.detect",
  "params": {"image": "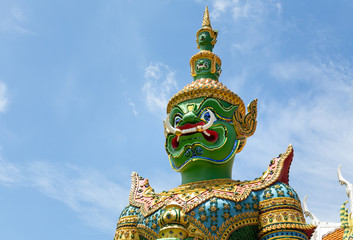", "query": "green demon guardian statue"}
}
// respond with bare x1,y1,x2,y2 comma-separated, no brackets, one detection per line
114,7,316,240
